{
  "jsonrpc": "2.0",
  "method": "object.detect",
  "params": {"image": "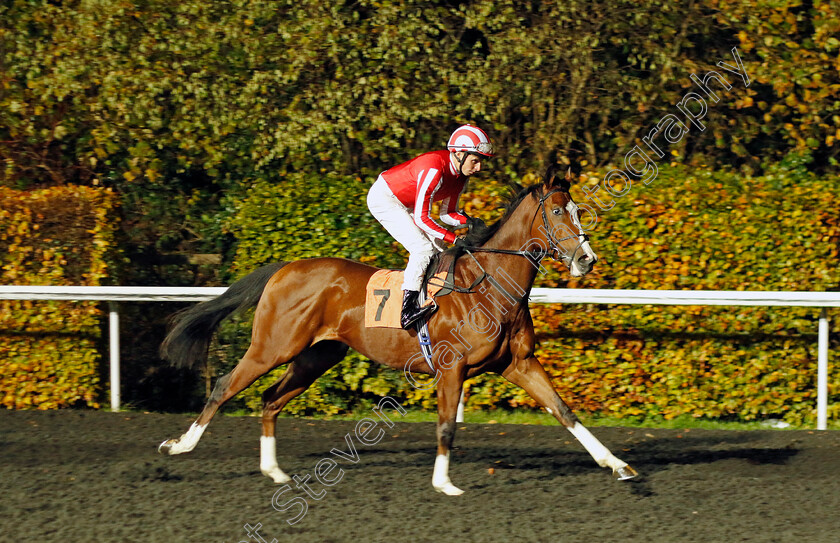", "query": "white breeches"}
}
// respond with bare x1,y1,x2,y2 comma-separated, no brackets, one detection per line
367,175,445,291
